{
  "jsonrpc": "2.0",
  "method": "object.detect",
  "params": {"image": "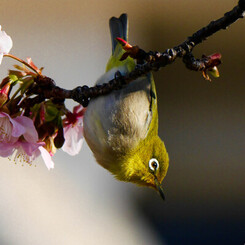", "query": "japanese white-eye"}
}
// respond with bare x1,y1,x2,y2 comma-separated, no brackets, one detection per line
83,14,169,199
